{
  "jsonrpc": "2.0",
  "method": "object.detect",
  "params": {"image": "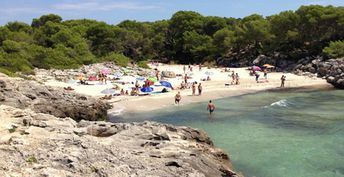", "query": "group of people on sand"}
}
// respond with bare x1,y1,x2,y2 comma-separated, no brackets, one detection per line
251,69,269,83
98,72,107,84
192,82,202,96
230,71,240,85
